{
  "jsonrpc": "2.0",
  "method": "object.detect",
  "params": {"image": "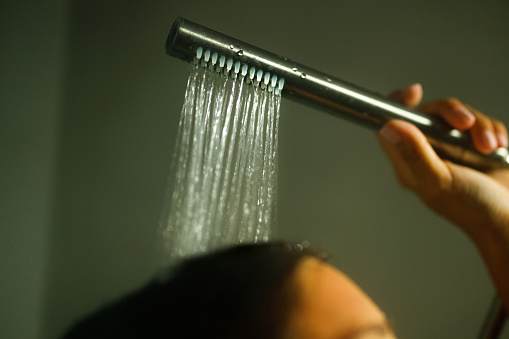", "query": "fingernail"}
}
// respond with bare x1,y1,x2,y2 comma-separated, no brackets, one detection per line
482,130,498,150
380,124,401,144
409,83,422,92
454,107,475,124
498,132,508,148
